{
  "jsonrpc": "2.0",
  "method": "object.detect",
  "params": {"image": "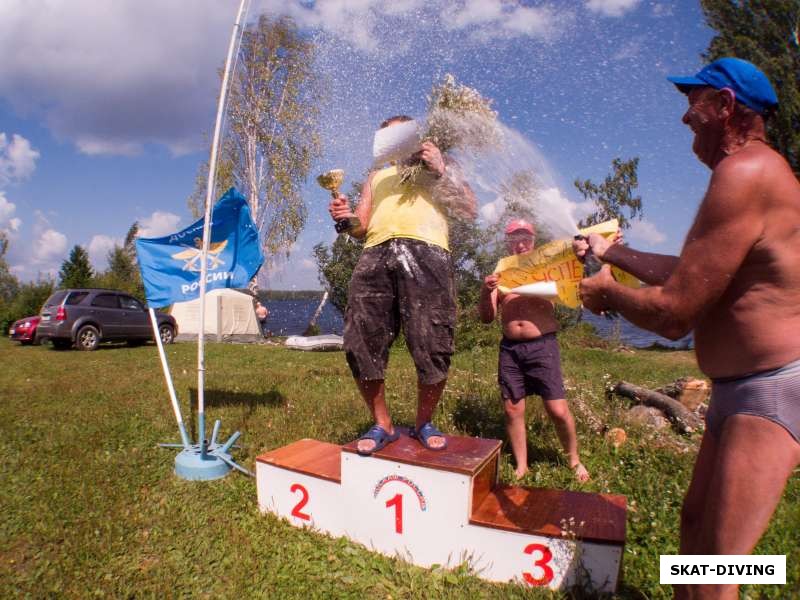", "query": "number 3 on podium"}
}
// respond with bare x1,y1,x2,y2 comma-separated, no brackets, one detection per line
523,543,554,586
